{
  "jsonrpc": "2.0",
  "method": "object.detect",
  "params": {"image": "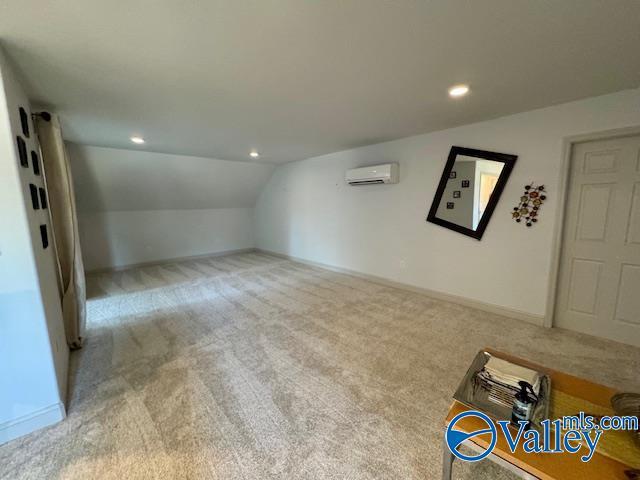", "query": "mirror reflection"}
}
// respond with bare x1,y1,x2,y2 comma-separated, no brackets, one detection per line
435,155,505,230
426,147,517,240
